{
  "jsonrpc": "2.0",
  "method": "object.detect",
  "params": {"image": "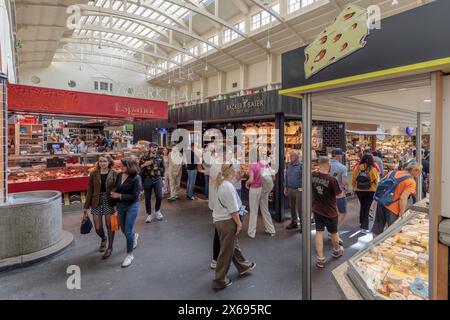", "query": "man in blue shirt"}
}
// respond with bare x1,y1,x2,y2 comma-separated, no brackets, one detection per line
284,150,303,230
329,148,349,245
